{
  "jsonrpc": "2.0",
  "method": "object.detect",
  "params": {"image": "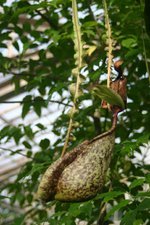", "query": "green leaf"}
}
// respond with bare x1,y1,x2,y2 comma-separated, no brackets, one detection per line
0,125,10,141
36,123,46,130
33,96,45,117
22,141,32,149
33,102,42,117
98,191,124,202
121,210,137,225
105,200,130,220
11,216,25,225
136,133,149,145
129,178,145,190
137,198,150,211
13,40,20,52
22,95,32,118
39,138,50,149
24,126,34,139
79,201,93,217
26,150,32,157
11,127,22,144
122,141,137,155
121,37,137,49
133,219,144,225
0,195,10,200
26,193,33,204
68,203,81,217
146,173,150,184
136,192,150,197
19,163,46,179
93,85,125,108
